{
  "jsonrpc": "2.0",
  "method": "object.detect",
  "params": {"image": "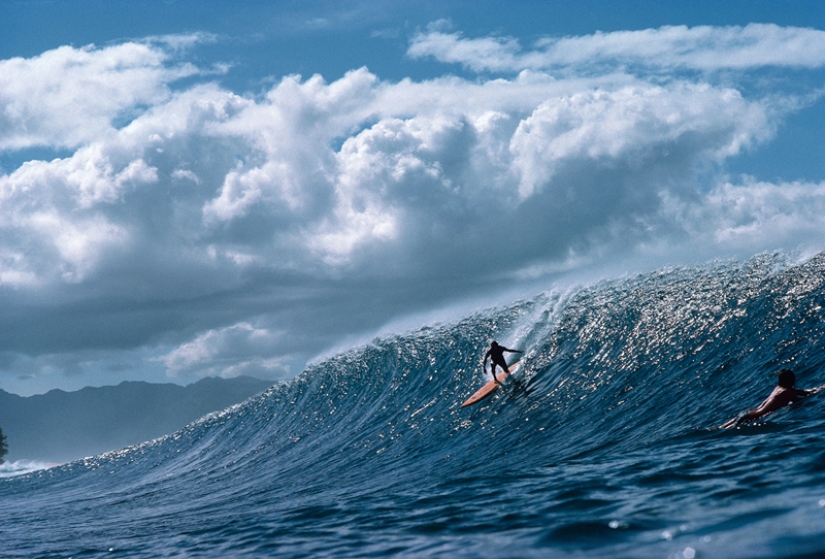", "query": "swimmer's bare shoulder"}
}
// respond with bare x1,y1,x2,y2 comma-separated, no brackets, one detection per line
719,370,823,429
